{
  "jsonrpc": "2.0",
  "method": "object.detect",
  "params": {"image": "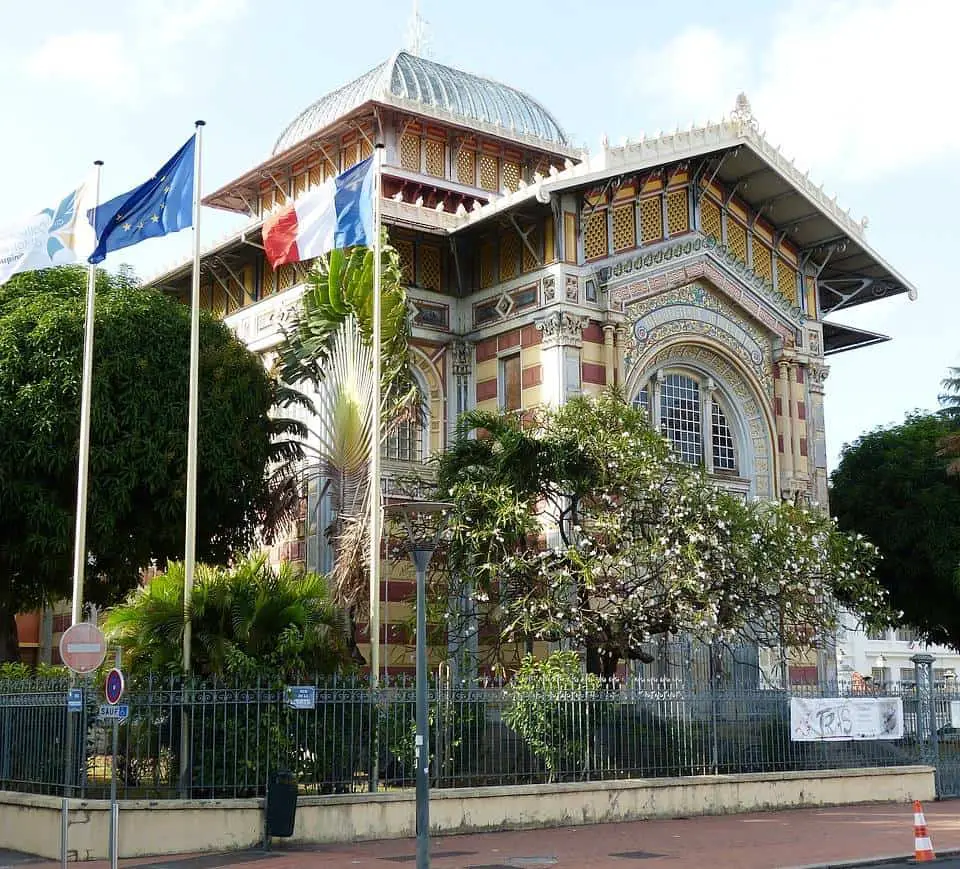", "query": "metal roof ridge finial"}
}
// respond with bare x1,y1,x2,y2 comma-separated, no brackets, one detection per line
405,0,431,58
731,92,759,135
